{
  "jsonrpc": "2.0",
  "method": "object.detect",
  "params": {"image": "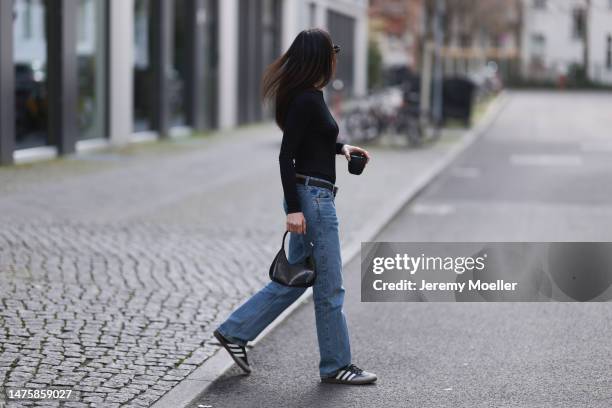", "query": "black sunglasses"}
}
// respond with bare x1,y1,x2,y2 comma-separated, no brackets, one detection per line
333,45,341,54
